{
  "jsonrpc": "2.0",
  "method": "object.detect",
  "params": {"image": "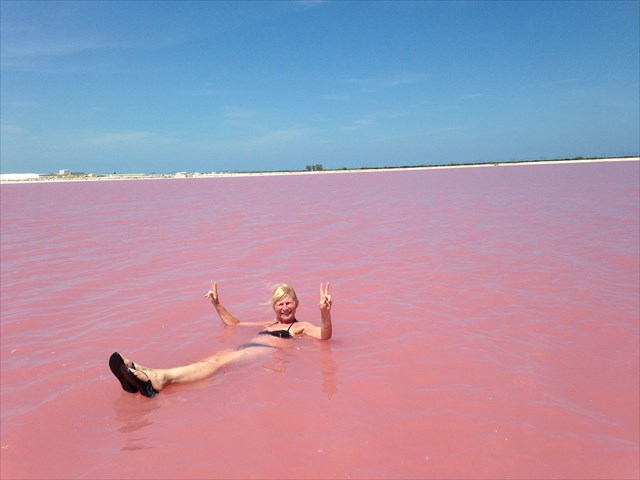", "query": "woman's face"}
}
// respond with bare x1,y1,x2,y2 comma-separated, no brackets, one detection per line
273,295,298,323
